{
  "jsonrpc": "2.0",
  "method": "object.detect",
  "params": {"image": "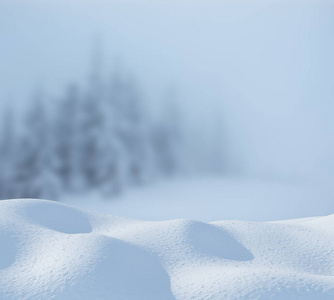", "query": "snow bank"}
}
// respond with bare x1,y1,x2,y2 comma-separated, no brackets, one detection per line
1,199,334,299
